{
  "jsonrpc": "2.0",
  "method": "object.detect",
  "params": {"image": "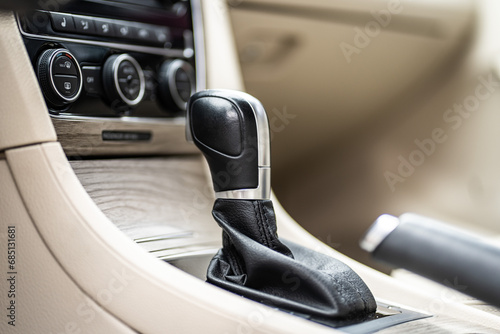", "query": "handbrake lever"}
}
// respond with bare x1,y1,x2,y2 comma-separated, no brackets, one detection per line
361,213,500,307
